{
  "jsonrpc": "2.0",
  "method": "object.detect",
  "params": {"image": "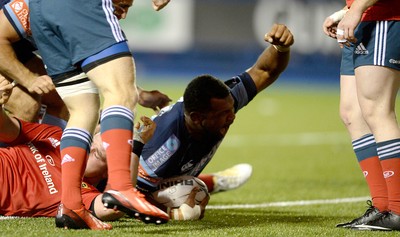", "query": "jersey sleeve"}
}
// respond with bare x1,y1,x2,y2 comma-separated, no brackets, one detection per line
8,119,62,146
3,0,31,39
224,72,257,112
